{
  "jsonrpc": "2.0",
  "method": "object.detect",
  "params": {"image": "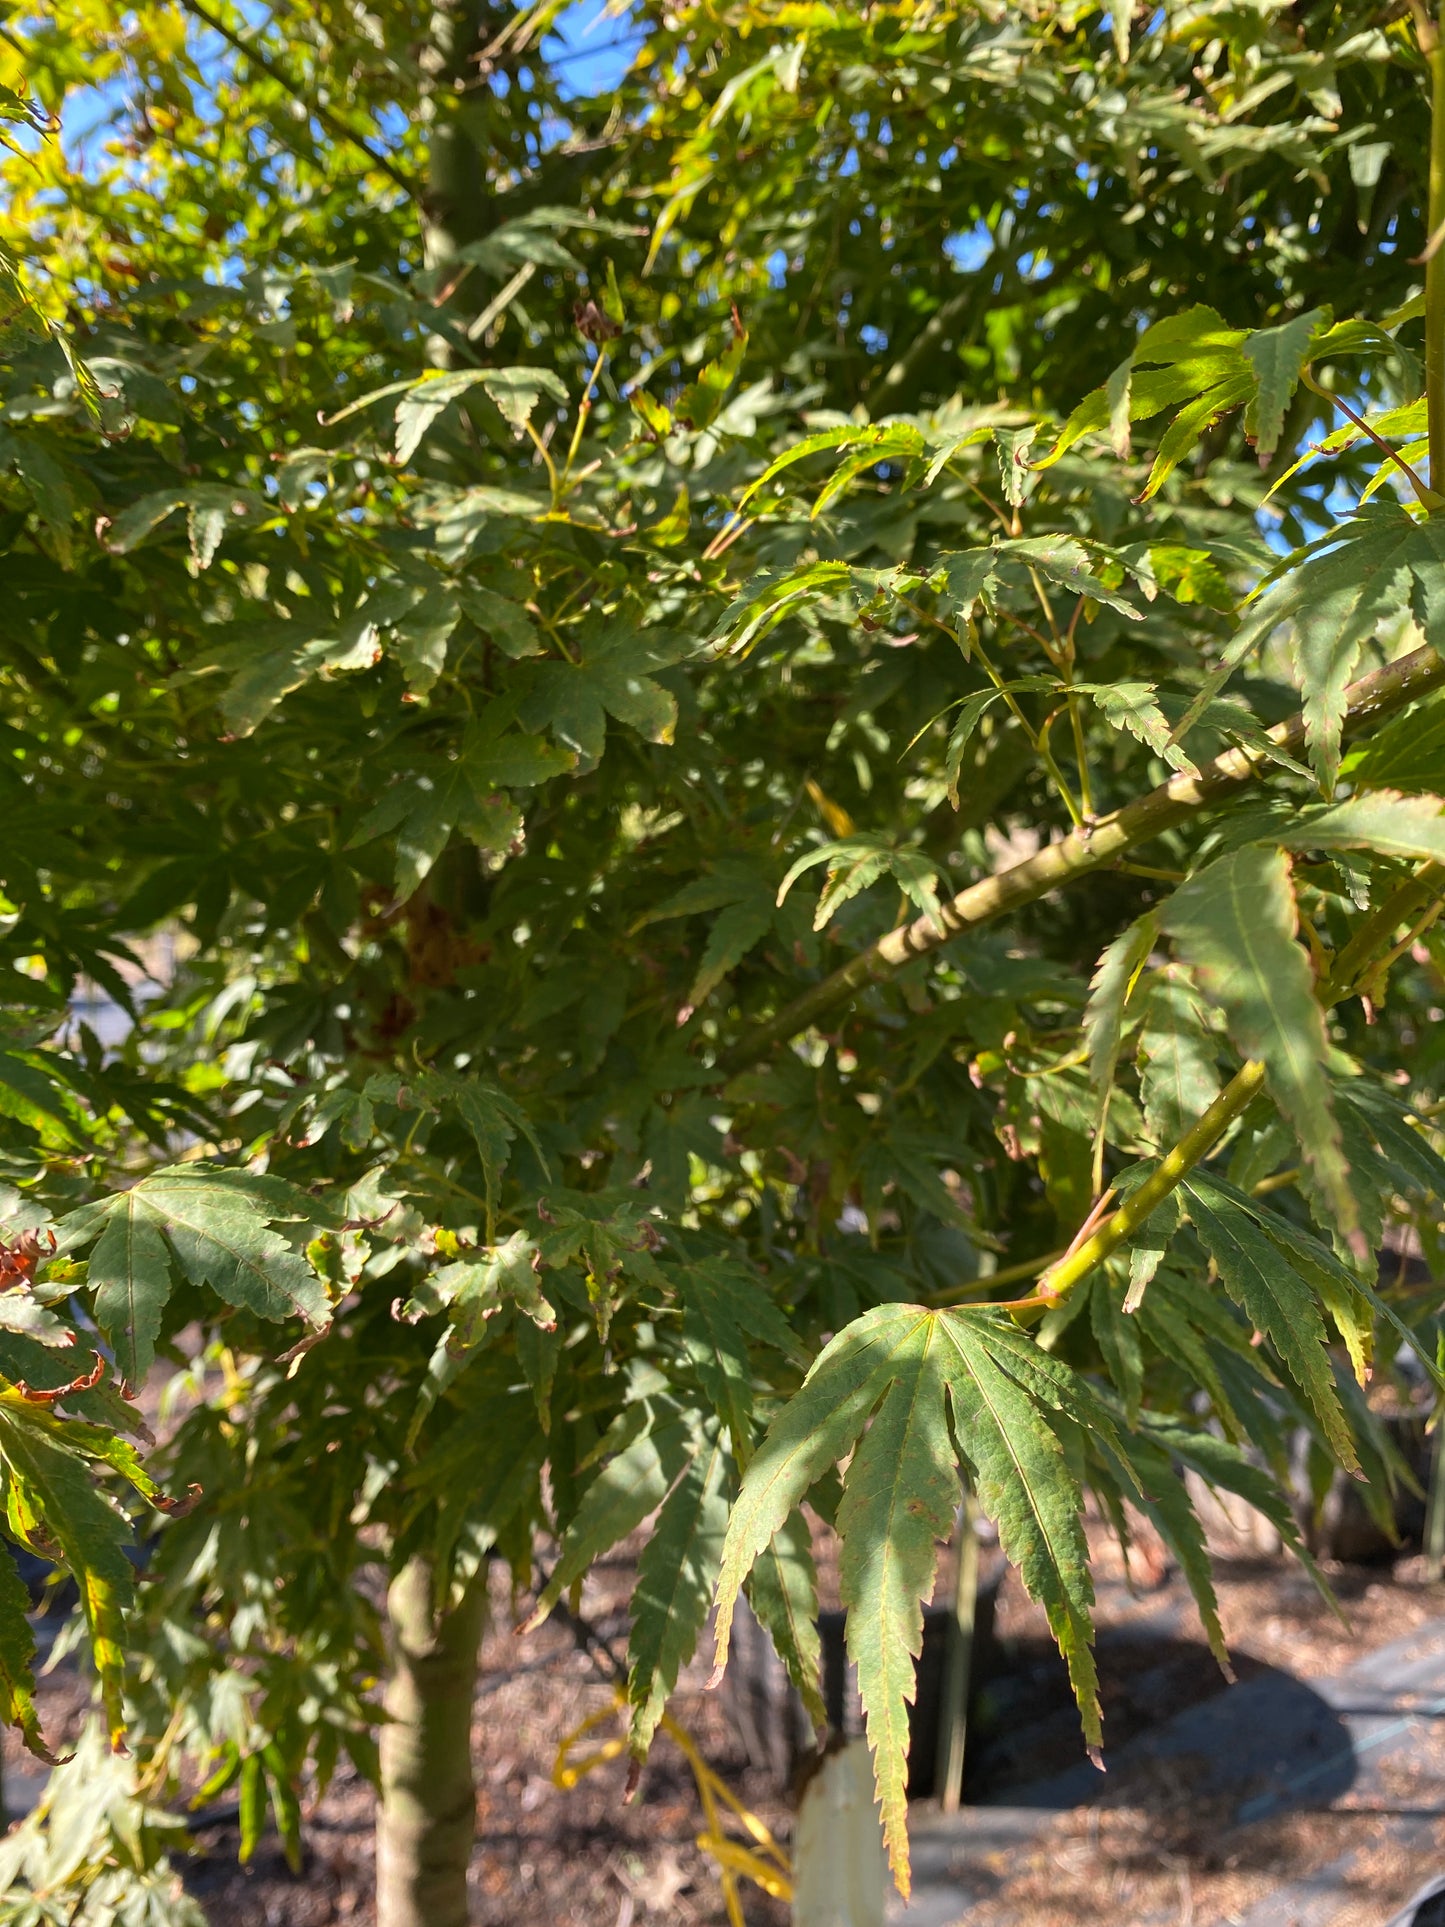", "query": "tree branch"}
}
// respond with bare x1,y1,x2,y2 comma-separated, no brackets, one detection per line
868,287,971,405
1300,369,1438,508
719,643,1445,1075
1013,1061,1266,1307
1001,859,1445,1310
179,0,419,199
